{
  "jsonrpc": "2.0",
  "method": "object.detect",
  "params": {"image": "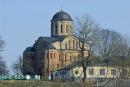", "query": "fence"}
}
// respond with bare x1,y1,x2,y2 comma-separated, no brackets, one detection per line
0,75,41,80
